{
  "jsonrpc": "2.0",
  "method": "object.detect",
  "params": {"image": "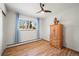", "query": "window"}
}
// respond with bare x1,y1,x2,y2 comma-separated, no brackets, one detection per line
18,19,37,31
